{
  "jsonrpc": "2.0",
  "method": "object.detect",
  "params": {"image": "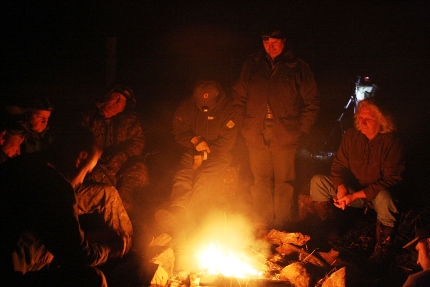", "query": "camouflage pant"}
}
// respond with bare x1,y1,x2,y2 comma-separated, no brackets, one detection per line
75,182,133,254
89,159,149,215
